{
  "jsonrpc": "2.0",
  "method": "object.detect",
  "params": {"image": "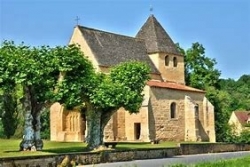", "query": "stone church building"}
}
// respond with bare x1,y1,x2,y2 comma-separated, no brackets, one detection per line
50,15,216,143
